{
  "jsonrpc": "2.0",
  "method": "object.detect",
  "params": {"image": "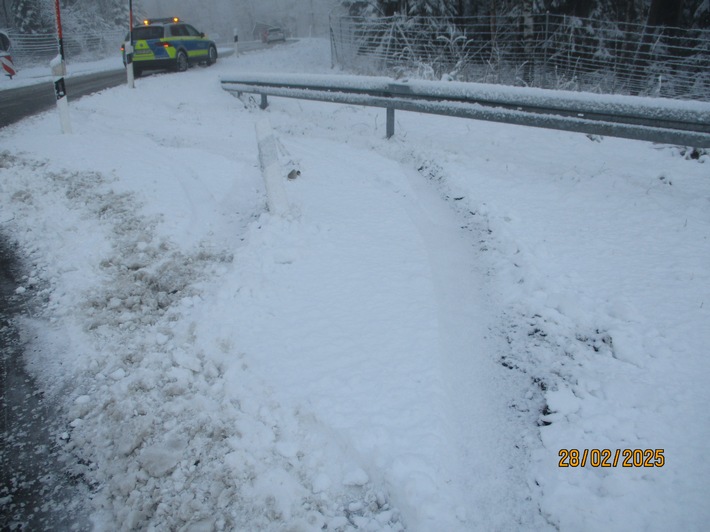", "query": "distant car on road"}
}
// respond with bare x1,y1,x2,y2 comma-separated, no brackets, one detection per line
121,17,217,76
261,27,285,43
